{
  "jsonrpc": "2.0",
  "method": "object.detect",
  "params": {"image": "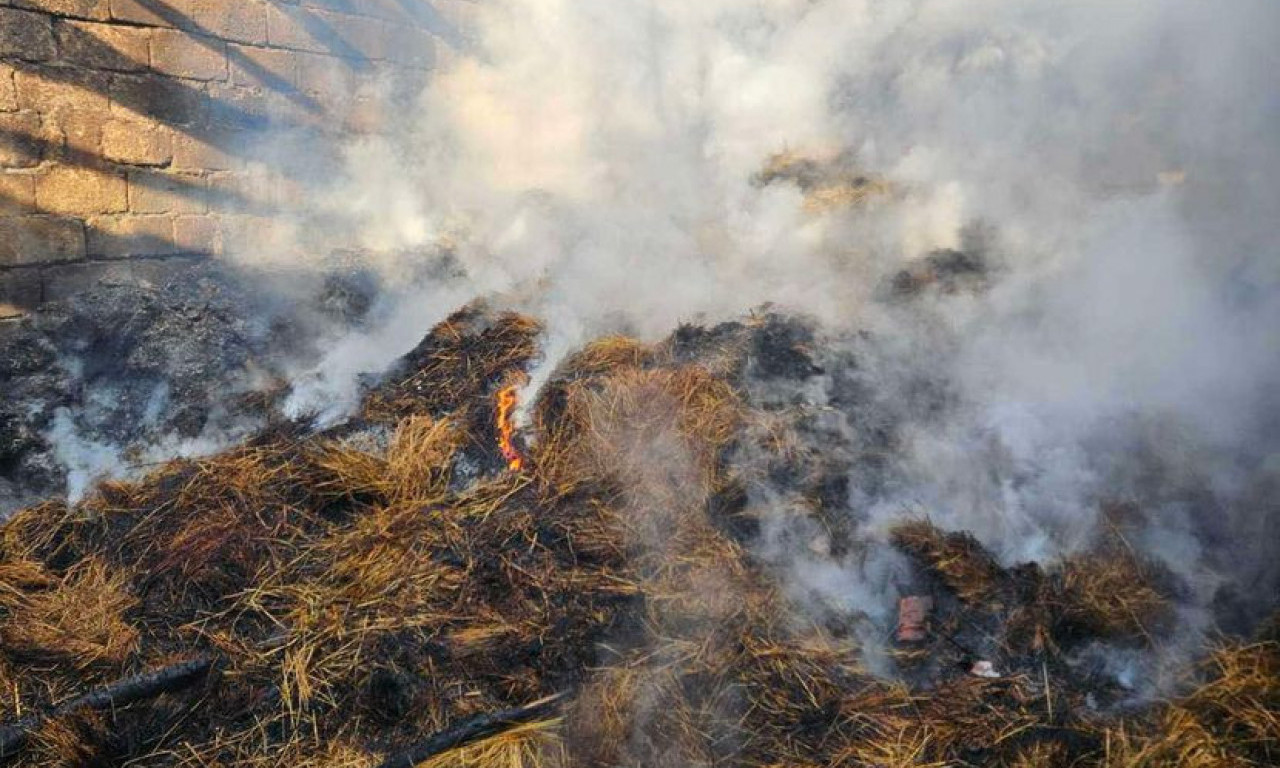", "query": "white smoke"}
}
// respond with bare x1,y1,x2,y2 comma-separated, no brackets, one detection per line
260,0,1279,650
